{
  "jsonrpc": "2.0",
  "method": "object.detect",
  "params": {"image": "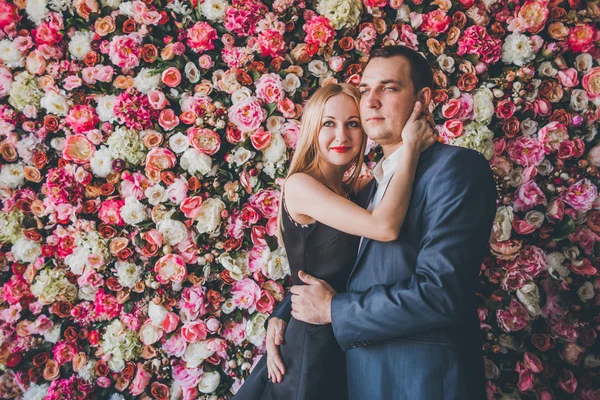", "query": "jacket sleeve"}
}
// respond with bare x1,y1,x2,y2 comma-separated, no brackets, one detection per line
330,151,497,351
